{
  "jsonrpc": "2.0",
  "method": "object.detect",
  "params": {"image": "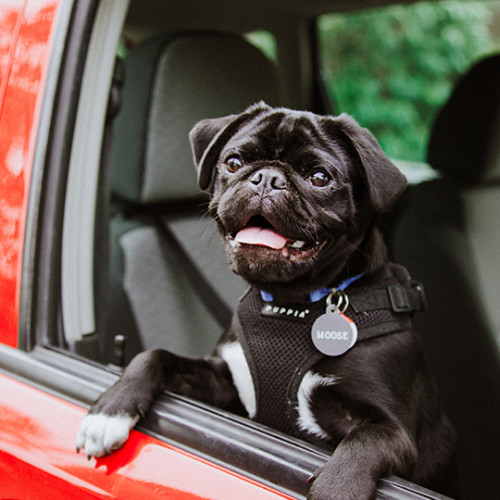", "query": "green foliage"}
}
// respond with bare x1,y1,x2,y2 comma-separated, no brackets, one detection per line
245,30,278,62
319,1,500,161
